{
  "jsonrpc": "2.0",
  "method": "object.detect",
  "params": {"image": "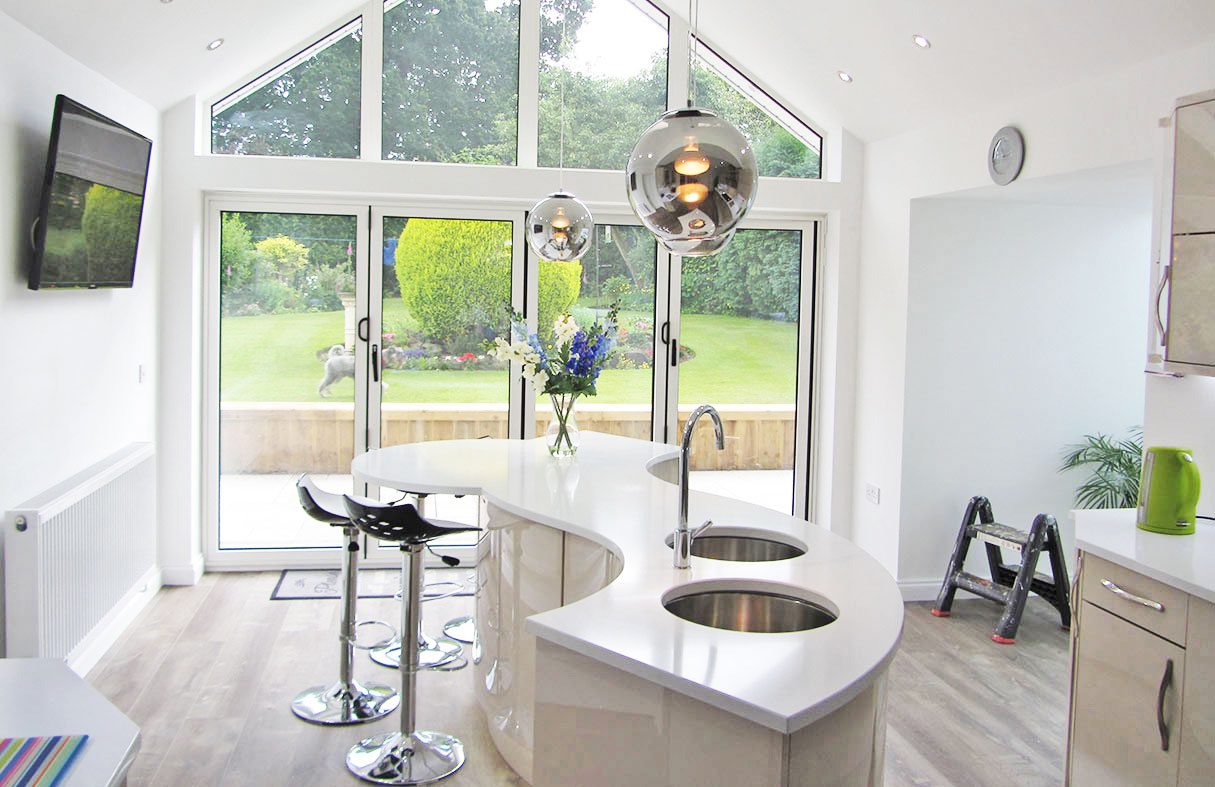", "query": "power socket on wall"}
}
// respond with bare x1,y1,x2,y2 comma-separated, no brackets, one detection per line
864,483,881,506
